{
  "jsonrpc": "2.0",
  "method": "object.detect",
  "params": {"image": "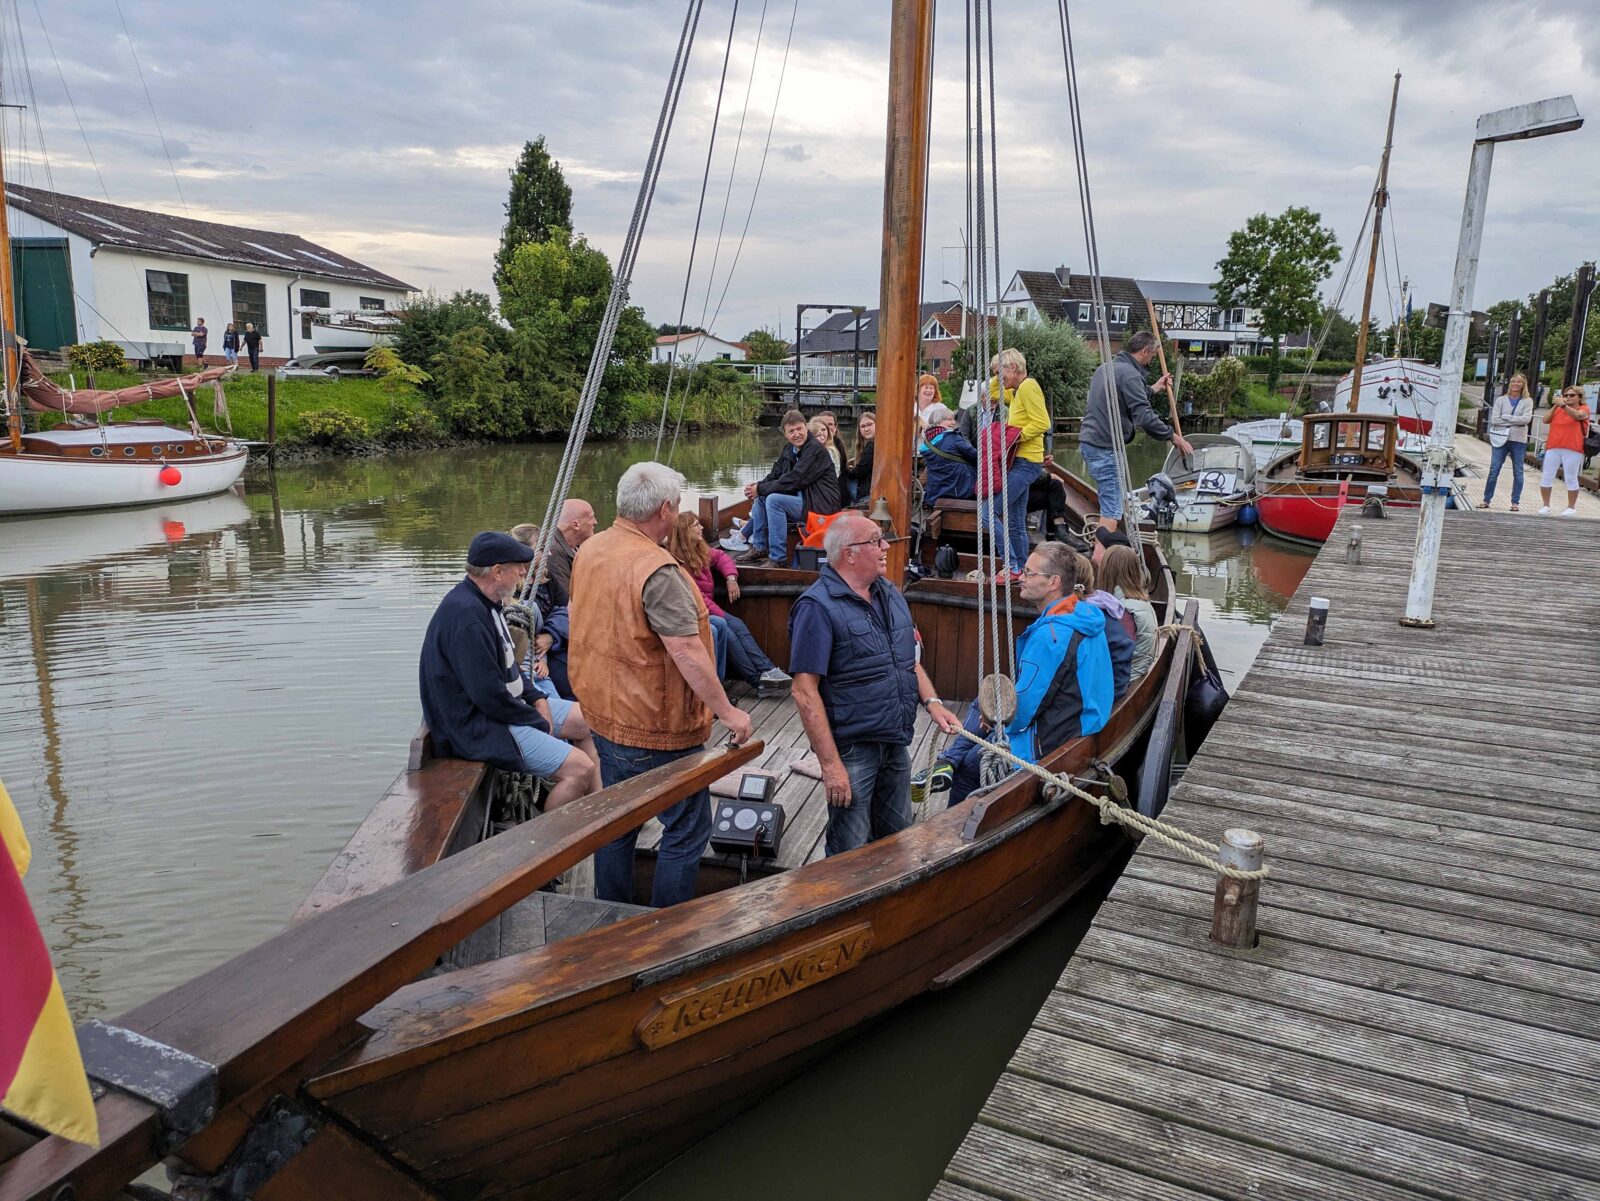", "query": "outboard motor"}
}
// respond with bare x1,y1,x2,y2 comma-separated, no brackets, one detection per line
1145,472,1178,531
